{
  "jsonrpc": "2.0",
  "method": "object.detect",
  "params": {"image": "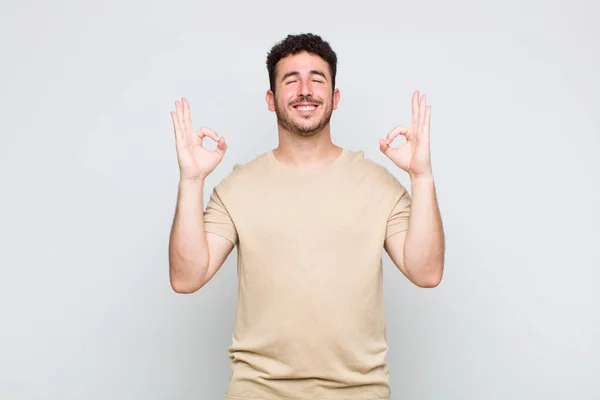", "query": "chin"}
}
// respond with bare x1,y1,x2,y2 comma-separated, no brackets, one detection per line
275,108,332,137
